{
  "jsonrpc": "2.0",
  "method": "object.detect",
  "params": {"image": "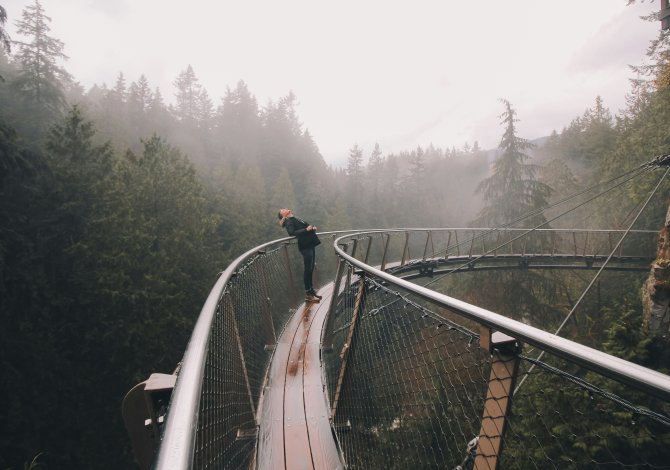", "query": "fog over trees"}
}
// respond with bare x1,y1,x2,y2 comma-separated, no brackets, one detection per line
1,1,669,468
